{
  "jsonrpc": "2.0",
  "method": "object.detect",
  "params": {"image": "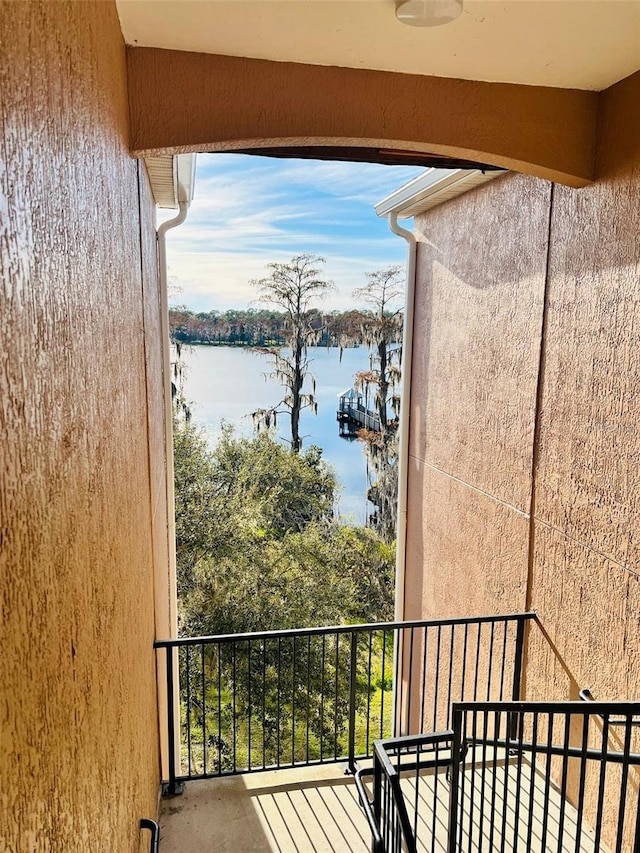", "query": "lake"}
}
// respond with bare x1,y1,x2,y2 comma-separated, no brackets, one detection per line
180,344,373,523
